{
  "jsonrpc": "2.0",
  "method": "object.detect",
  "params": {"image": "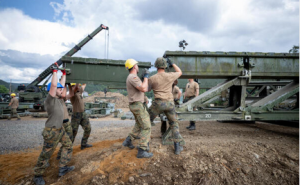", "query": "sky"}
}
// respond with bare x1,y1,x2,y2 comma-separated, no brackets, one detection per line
0,0,299,84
